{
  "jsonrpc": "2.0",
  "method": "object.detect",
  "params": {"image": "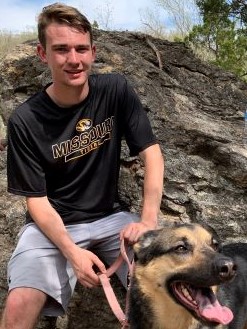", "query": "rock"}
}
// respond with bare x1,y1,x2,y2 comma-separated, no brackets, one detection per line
0,29,247,328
